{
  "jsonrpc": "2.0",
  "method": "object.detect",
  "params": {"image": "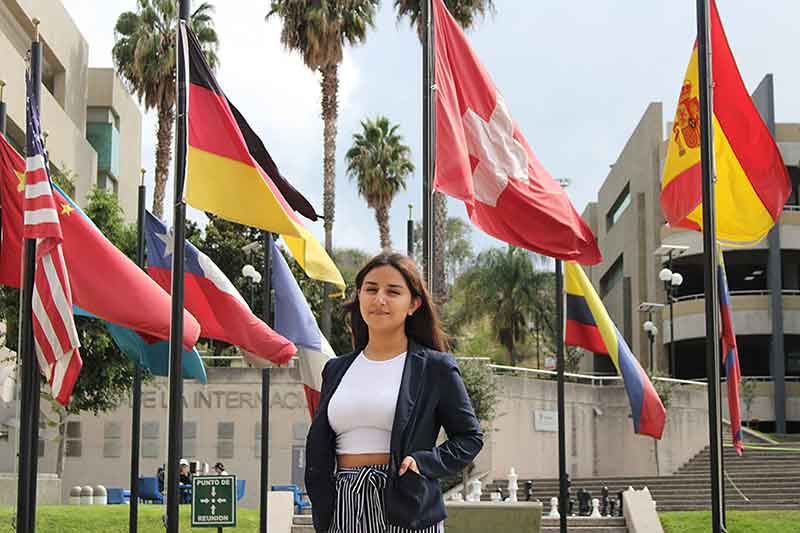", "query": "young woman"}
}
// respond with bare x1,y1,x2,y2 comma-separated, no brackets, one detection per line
305,253,483,532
